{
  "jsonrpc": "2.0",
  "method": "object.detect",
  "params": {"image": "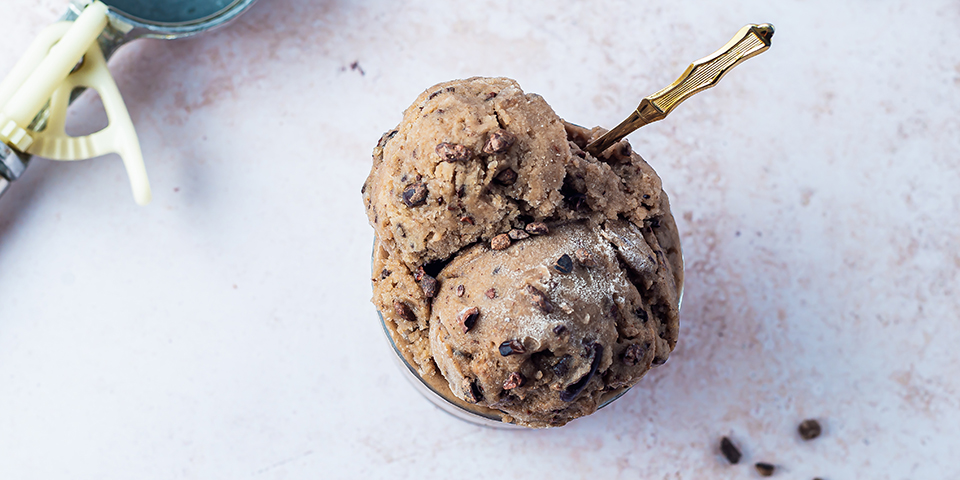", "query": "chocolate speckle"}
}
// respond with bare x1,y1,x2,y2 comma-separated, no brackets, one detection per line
483,129,516,154
491,234,511,250
525,222,549,235
457,306,480,333
508,229,529,240
436,142,471,162
622,343,644,366
525,285,554,313
574,248,597,267
494,168,518,185
554,254,574,274
401,182,428,207
375,129,398,150
563,187,587,211
499,339,526,356
464,379,484,402
393,301,415,323
416,268,439,298
485,288,497,299
607,300,622,320
553,355,572,378
459,215,474,225
560,343,602,402
503,372,525,390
